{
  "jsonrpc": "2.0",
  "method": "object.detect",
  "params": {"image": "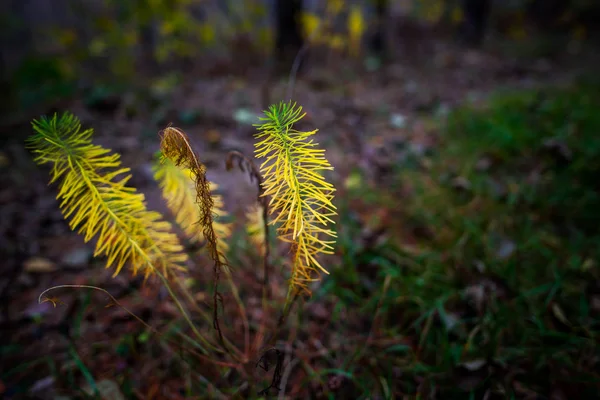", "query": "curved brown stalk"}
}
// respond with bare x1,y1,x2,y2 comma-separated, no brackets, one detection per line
38,284,238,366
160,127,226,345
227,150,286,388
226,151,271,292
